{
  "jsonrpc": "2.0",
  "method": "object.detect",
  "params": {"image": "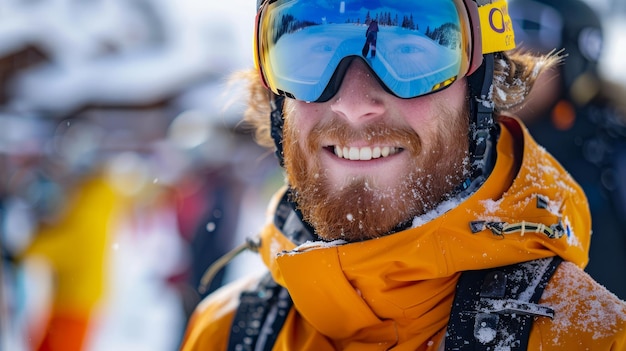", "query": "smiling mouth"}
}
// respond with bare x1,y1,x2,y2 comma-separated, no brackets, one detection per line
331,145,401,161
